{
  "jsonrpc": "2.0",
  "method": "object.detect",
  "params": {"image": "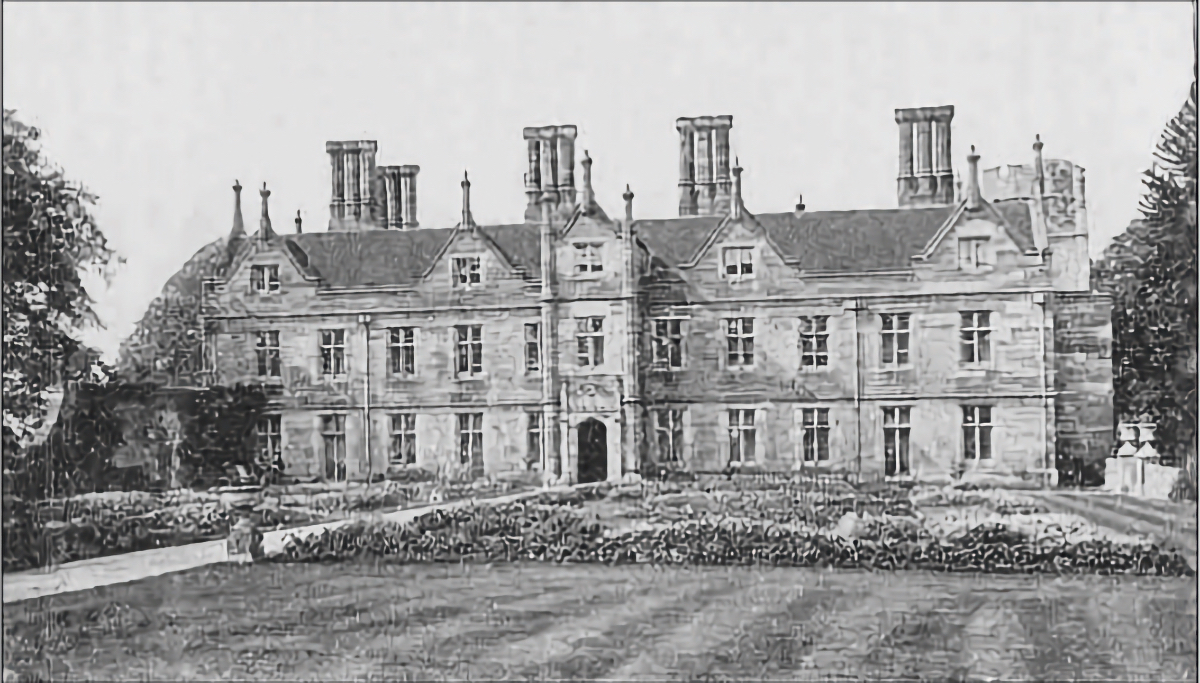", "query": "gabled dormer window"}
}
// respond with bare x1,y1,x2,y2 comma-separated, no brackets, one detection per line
452,256,482,287
958,238,990,270
251,265,280,294
723,247,755,279
573,243,604,273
